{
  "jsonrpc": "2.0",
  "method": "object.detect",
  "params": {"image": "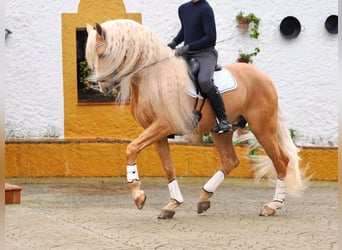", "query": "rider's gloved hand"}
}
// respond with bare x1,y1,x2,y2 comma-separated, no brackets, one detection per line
175,45,189,57
167,40,177,49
